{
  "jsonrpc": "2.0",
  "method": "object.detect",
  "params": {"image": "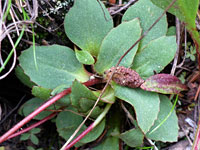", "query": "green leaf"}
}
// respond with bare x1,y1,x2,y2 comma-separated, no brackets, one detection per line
27,146,34,150
19,98,52,120
19,45,89,89
114,84,160,133
64,0,113,56
167,26,176,36
51,84,69,95
70,80,101,108
56,108,82,140
31,128,41,134
140,74,187,94
84,106,103,119
93,86,116,104
150,0,198,29
51,84,71,107
131,36,177,78
20,133,30,141
79,98,95,112
55,95,71,107
119,128,144,147
32,86,51,100
146,95,179,142
95,19,142,74
79,119,105,143
56,110,105,143
122,0,168,48
15,66,36,88
71,82,103,117
30,134,39,145
91,136,119,150
75,50,95,65
0,147,5,150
